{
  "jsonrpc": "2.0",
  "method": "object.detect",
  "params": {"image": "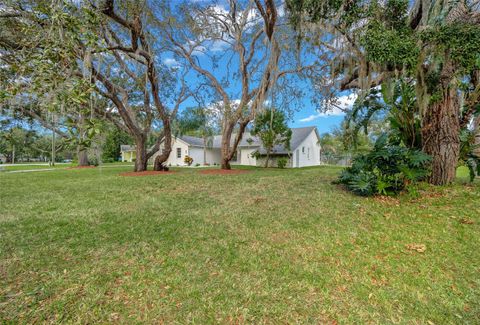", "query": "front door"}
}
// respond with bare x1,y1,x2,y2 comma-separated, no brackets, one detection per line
295,149,299,167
